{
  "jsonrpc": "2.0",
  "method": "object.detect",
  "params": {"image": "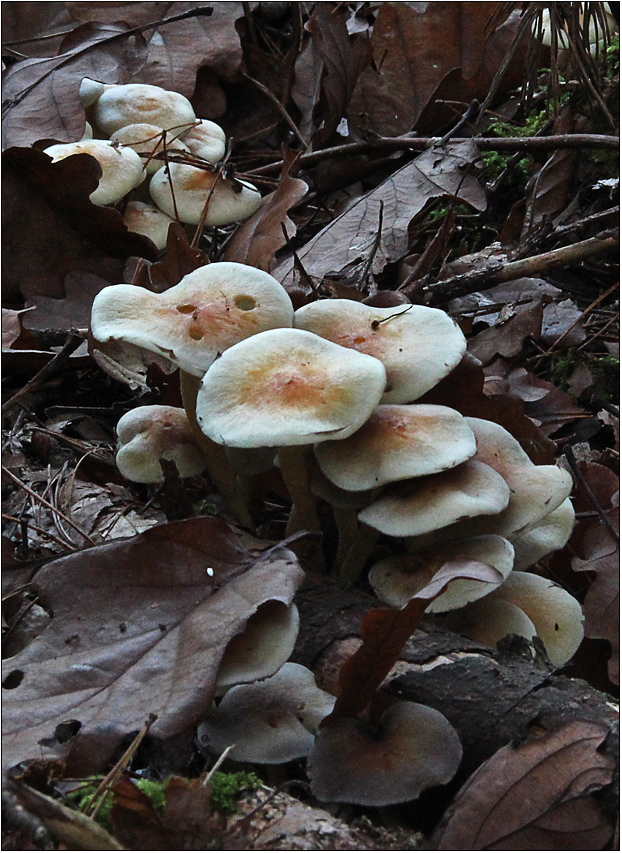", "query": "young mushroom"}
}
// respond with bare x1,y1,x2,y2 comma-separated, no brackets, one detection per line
115,405,206,483
294,299,466,403
123,201,176,250
198,663,336,764
110,123,191,174
509,497,575,570
92,82,196,136
183,119,227,164
43,140,144,205
150,163,262,226
308,701,463,806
